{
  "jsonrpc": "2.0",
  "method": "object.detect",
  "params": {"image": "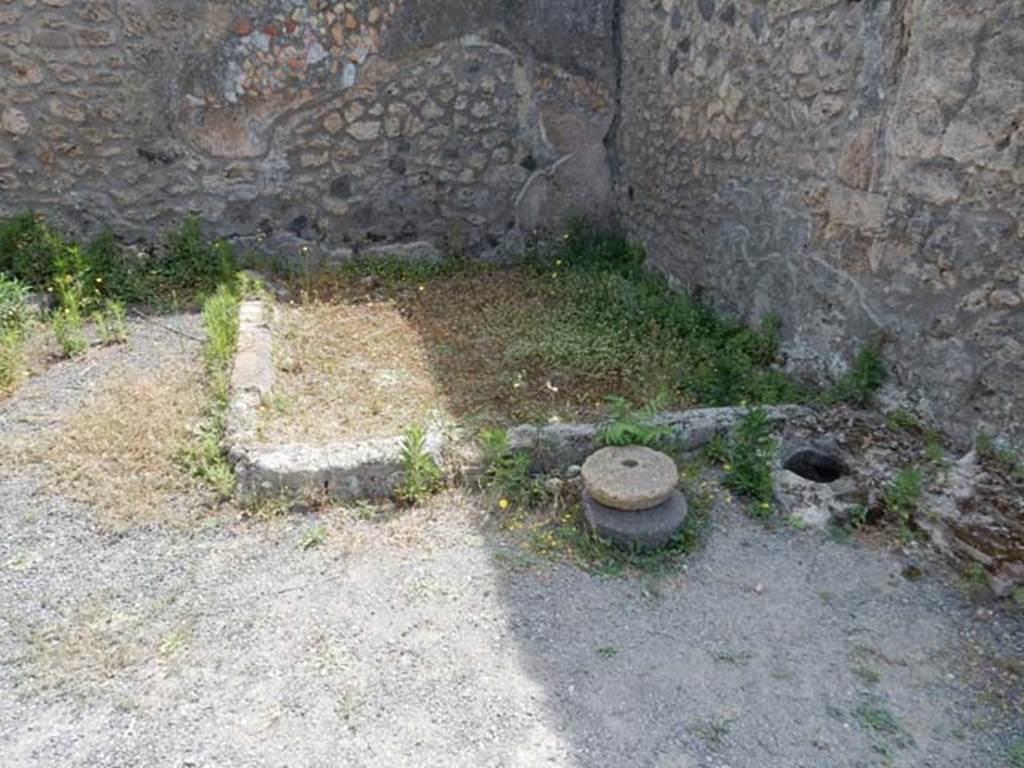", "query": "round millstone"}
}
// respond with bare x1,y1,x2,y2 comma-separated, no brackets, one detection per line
582,489,688,550
581,446,679,510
